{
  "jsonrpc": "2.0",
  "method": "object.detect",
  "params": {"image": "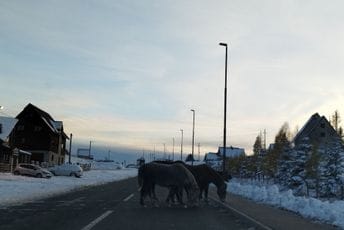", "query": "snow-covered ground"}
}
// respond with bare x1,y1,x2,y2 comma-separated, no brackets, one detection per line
229,178,344,229
0,167,137,207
